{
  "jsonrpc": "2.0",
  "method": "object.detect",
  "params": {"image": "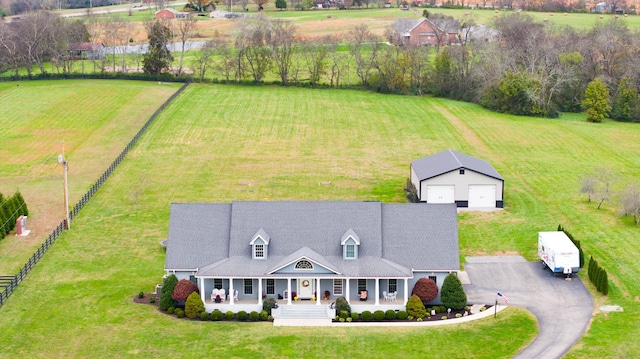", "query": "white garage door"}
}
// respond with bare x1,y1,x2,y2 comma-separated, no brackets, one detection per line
426,185,455,204
468,185,496,208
